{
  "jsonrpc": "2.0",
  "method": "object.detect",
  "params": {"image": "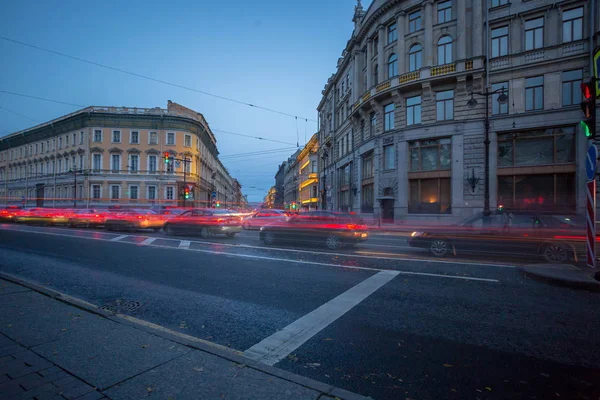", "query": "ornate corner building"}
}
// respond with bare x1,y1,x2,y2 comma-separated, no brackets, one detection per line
318,0,598,222
0,101,241,208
